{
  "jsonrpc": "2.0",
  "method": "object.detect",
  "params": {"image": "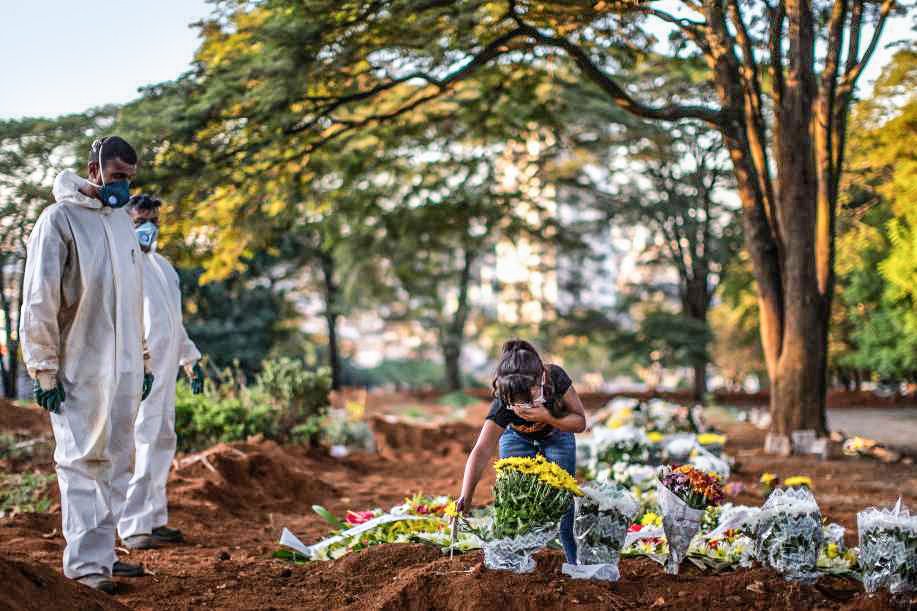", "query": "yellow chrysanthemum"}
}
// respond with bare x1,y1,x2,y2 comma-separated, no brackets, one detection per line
697,433,726,446
647,431,664,443
640,512,662,527
784,475,812,488
444,500,458,518
760,472,778,485
494,455,584,496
